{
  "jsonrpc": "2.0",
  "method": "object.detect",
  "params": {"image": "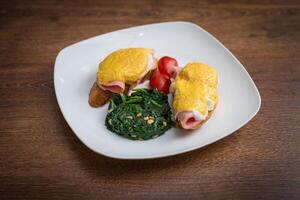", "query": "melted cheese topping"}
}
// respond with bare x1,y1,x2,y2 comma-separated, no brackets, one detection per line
172,62,219,117
98,48,154,84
